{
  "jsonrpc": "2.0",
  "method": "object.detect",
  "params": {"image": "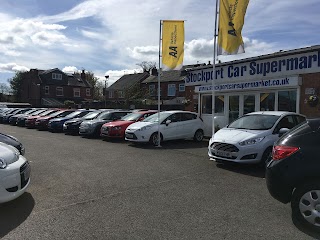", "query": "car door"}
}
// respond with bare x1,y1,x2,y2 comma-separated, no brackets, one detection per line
161,113,183,140
179,113,198,138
